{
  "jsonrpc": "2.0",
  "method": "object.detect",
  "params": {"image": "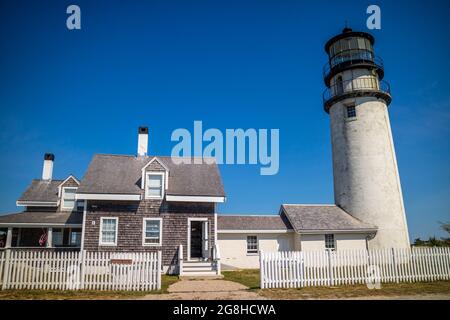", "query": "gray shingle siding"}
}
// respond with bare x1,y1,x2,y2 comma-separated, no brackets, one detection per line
83,199,215,267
